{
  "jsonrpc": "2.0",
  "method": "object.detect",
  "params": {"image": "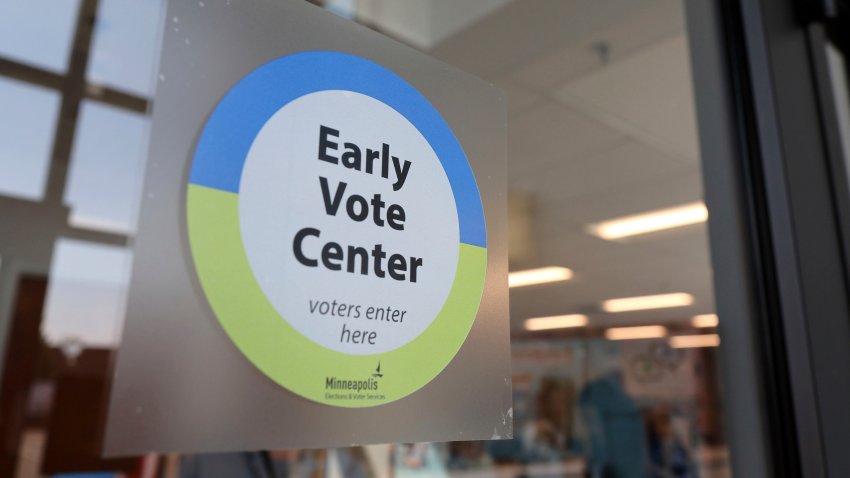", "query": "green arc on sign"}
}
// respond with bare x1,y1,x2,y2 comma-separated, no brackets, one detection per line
187,184,486,407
